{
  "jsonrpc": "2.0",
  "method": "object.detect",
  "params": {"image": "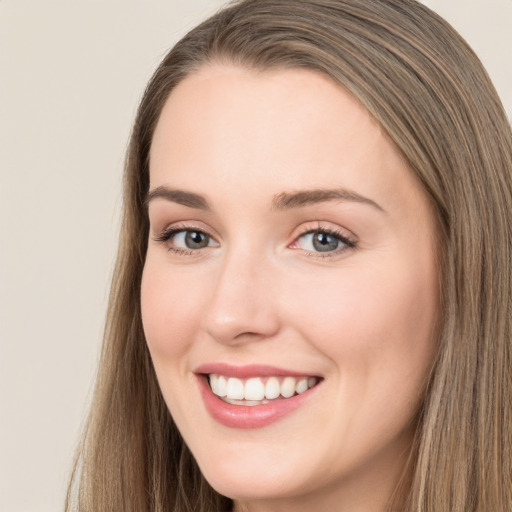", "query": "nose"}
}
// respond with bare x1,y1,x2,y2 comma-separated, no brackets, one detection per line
200,250,281,345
